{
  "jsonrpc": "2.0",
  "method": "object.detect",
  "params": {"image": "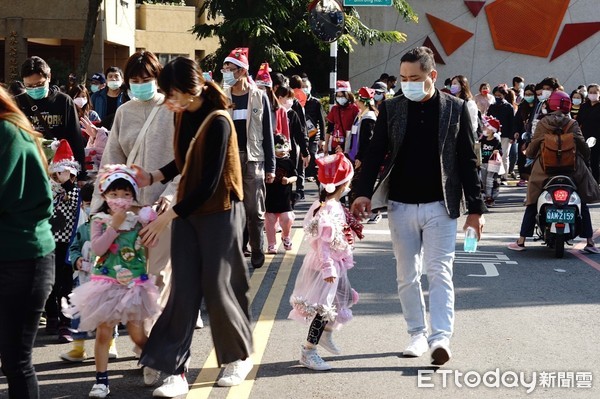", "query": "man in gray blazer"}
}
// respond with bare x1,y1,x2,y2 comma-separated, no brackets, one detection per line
352,47,486,366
